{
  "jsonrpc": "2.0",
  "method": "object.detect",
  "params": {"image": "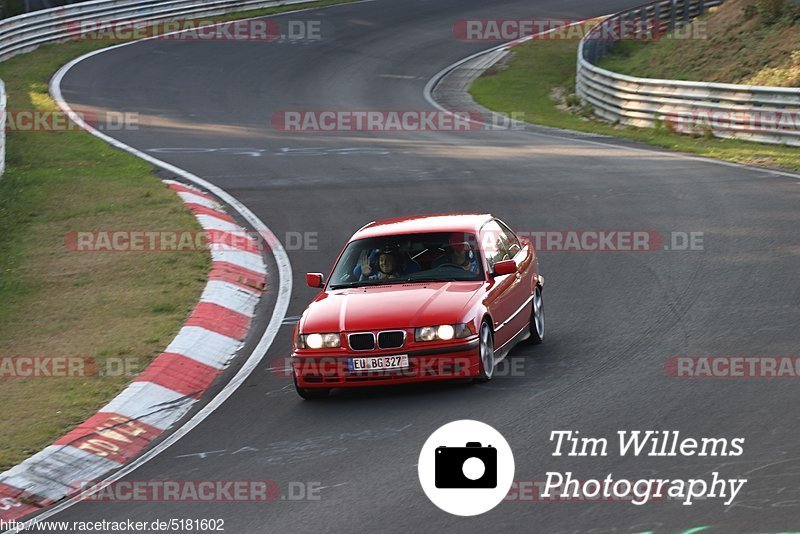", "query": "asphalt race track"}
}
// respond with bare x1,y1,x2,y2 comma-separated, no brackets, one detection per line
53,0,800,531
